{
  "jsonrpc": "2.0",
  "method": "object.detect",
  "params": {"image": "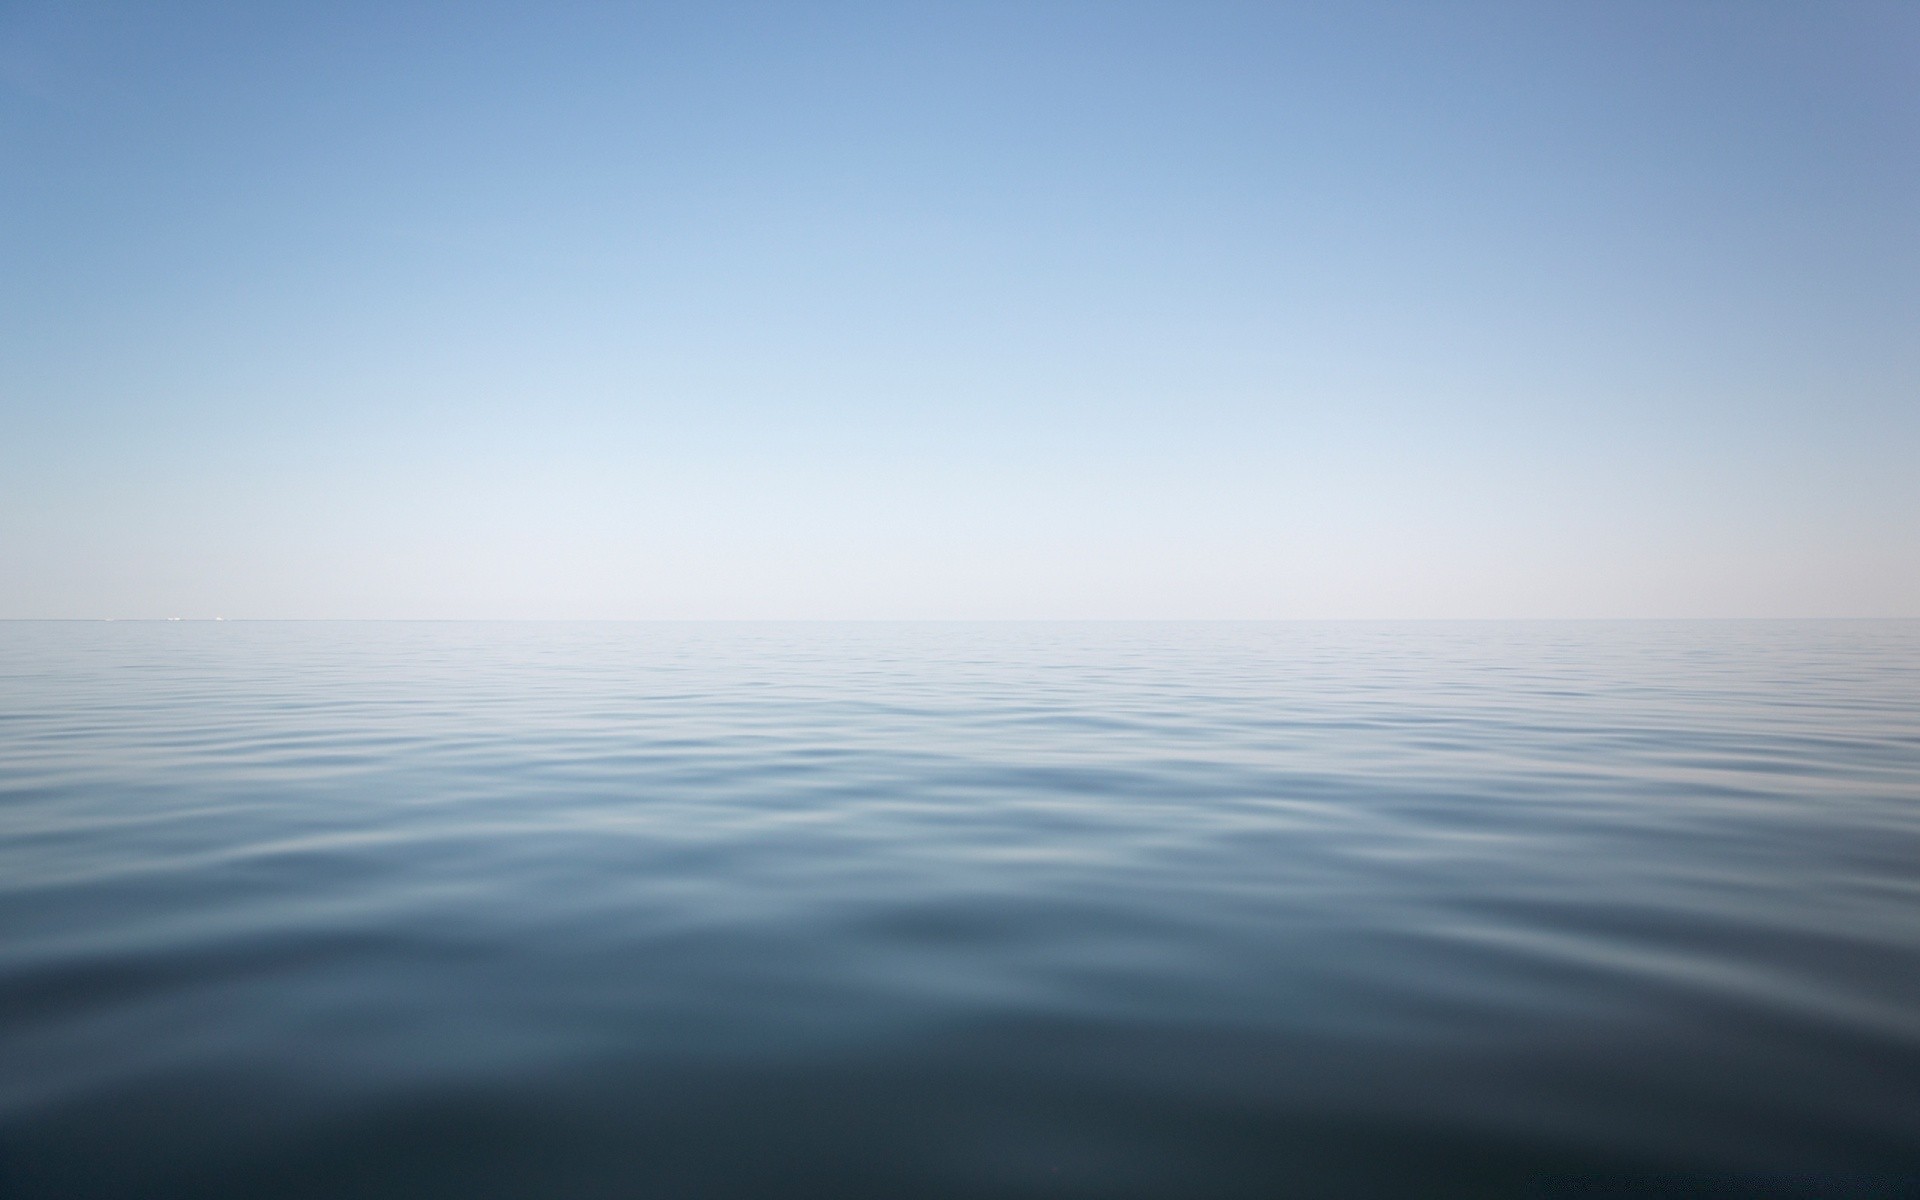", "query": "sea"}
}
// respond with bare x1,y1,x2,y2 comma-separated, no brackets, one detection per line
1,620,1916,1198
